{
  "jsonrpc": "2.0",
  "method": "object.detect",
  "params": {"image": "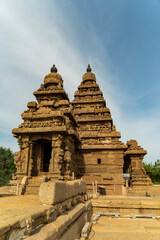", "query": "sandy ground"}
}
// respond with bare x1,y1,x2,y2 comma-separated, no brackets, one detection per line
0,195,40,210
0,195,44,224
